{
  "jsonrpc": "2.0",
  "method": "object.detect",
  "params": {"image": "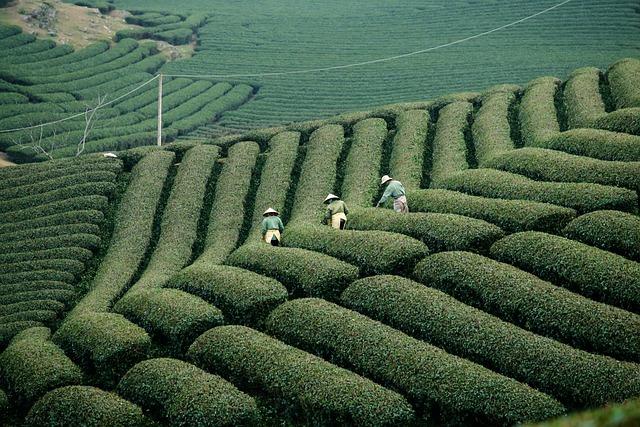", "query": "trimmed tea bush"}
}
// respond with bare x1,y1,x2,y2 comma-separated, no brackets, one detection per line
0,321,43,348
388,109,428,190
519,77,561,145
533,129,640,162
473,89,516,165
0,170,117,201
430,101,472,186
0,211,104,236
491,231,640,313
409,188,576,233
25,386,149,427
563,210,640,261
0,233,100,254
266,298,565,425
0,300,65,317
0,290,75,307
563,67,606,129
284,225,429,276
347,208,504,253
414,251,640,362
188,325,416,426
166,263,287,328
0,195,109,224
118,358,259,426
528,397,640,427
226,244,358,300
342,275,640,408
592,107,640,135
607,58,640,109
